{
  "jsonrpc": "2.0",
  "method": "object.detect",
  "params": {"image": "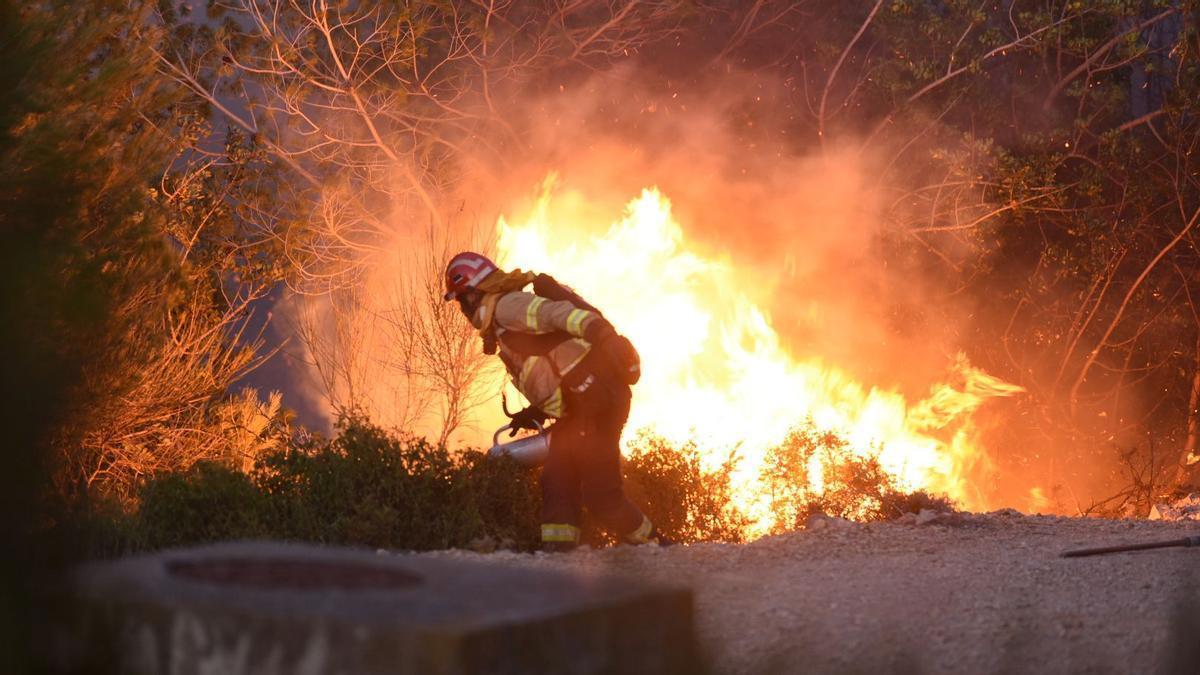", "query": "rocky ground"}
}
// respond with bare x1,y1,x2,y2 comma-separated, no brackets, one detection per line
423,512,1200,674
